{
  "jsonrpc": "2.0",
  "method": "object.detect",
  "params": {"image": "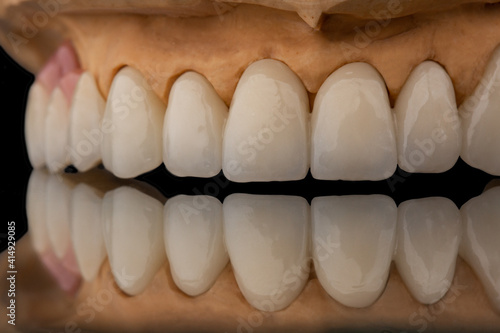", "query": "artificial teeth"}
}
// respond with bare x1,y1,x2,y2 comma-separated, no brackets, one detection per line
222,59,310,182
394,61,461,173
44,87,70,173
26,169,50,254
101,66,166,179
223,194,310,311
311,62,397,180
25,82,50,168
163,72,228,178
